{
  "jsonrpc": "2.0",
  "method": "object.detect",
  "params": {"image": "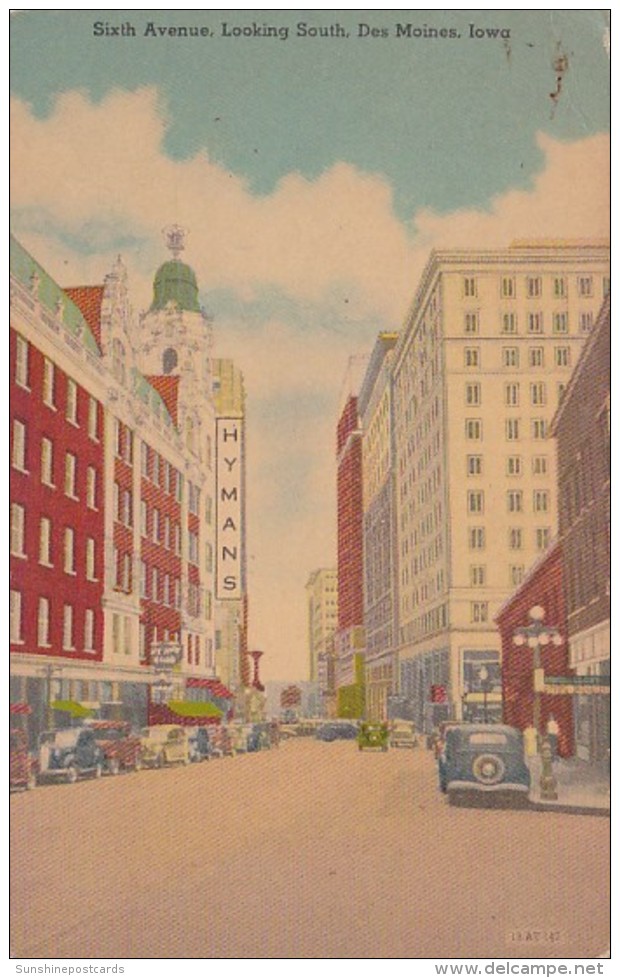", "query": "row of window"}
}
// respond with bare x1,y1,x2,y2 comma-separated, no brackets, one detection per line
10,505,99,578
468,526,551,551
463,489,549,515
464,345,572,369
466,454,548,477
14,335,101,439
461,274,607,300
464,382,553,407
469,565,526,588
465,418,549,441
10,589,96,652
12,420,100,506
462,310,595,335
